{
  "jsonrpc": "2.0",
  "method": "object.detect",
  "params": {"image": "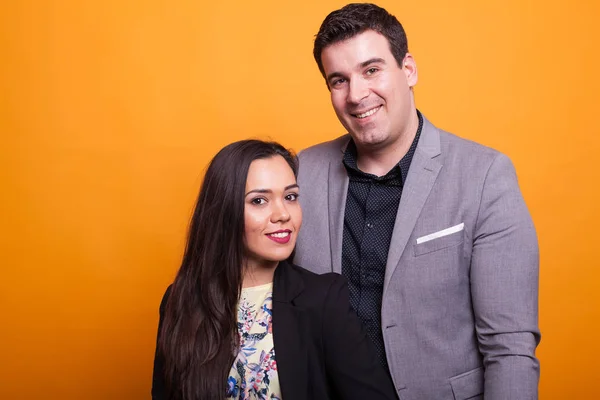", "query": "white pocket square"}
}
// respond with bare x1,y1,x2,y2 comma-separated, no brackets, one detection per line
416,223,465,244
